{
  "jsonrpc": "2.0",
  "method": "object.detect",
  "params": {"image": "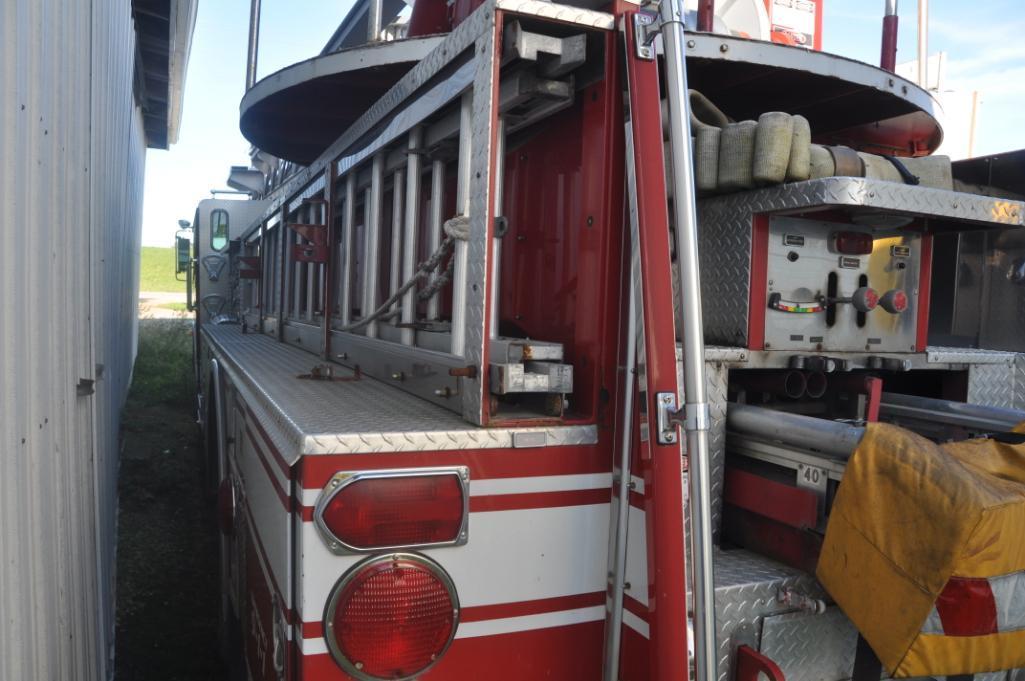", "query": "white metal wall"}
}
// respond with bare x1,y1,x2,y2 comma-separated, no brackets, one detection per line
0,1,146,679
